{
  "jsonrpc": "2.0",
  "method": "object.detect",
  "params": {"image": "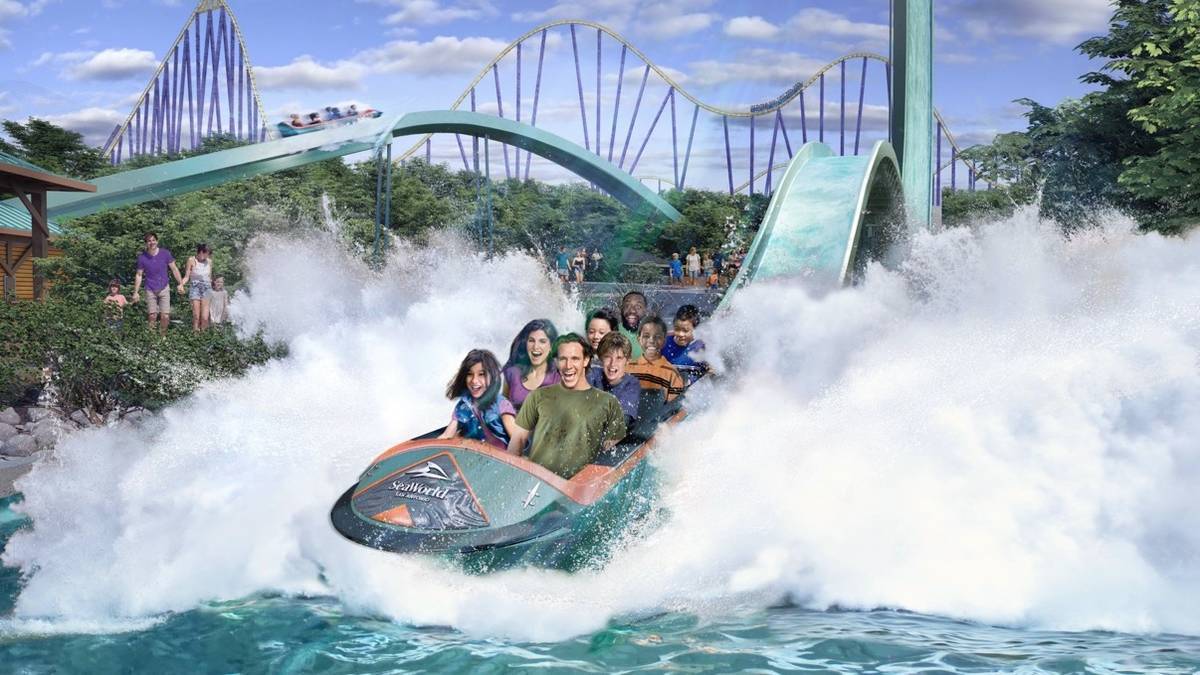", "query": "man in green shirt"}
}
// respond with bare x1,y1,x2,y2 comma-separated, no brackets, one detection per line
508,333,627,478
